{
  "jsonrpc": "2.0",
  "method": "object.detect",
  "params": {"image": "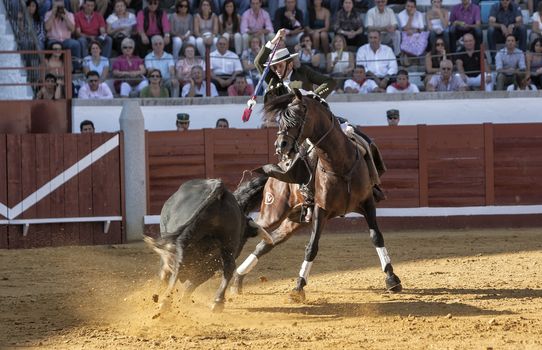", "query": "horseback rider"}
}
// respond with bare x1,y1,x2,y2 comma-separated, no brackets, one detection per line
255,29,386,221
